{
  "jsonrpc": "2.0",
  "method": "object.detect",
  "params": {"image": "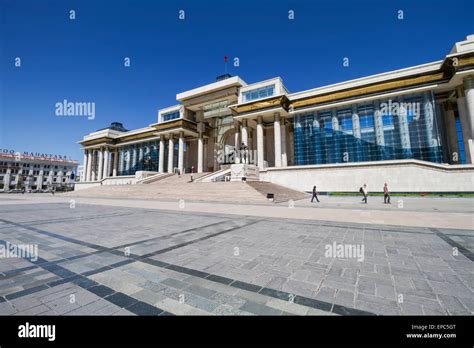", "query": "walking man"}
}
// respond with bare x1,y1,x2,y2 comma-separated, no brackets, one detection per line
383,183,391,204
311,185,320,203
360,184,368,204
